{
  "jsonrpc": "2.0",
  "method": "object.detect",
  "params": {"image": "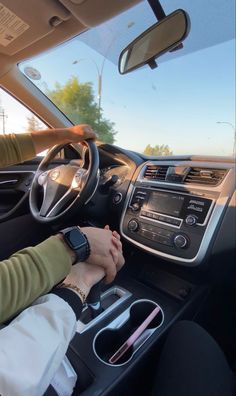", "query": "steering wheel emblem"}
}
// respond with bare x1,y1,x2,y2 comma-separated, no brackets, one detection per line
50,169,60,181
